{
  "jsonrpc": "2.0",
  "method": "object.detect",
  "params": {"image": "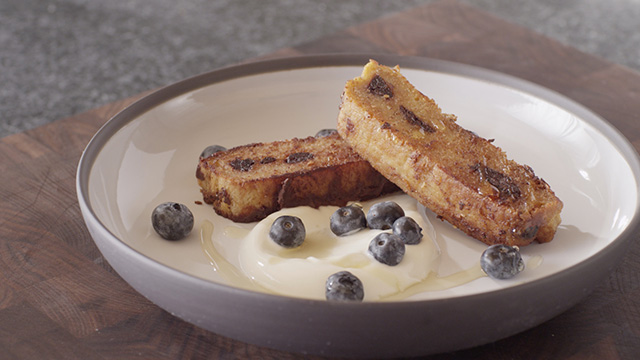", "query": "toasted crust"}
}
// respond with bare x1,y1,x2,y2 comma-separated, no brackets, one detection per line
196,132,399,222
337,60,563,246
